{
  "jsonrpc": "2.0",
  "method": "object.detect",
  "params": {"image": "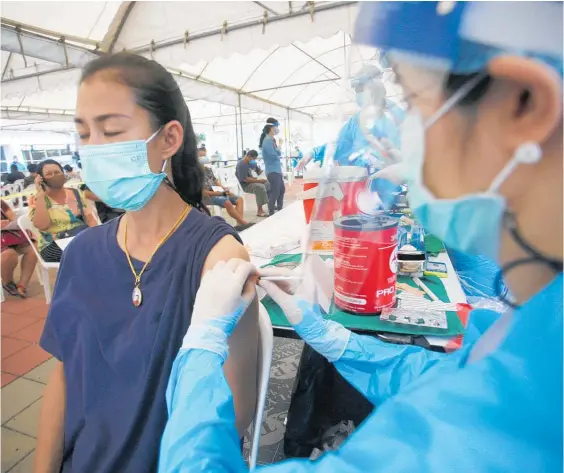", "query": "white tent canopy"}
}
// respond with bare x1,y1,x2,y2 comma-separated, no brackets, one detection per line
1,1,370,114
0,1,403,155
